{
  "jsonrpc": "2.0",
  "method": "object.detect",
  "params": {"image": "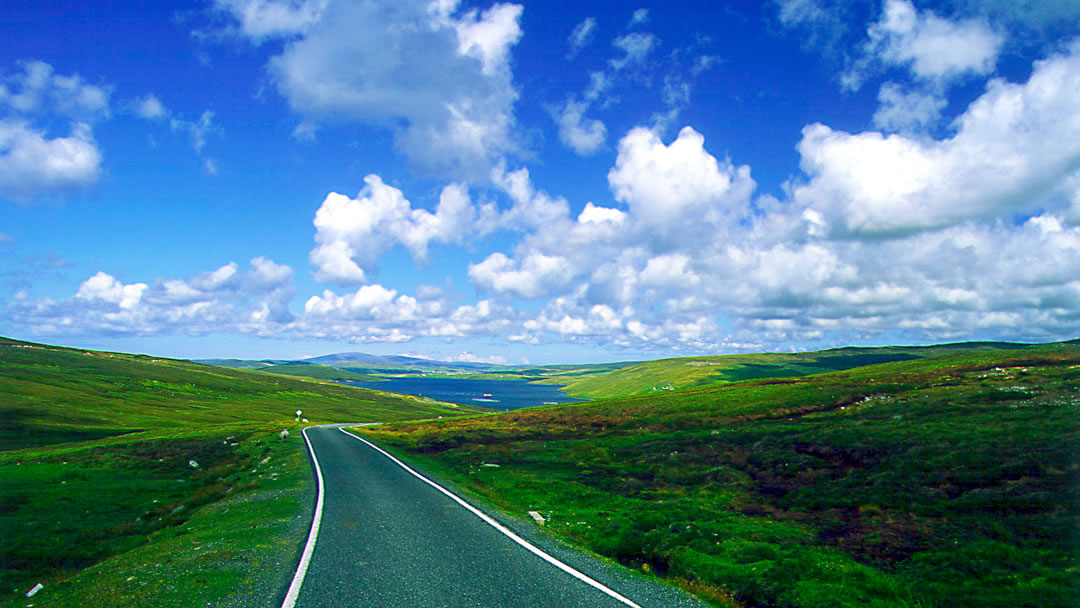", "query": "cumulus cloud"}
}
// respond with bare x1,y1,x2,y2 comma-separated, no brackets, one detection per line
608,126,754,240
447,351,507,364
871,82,946,132
846,0,1003,89
469,252,573,299
793,43,1080,236
295,283,515,342
212,0,328,40
0,120,102,202
310,175,478,284
133,94,169,120
259,0,523,180
0,60,110,202
567,17,597,58
555,98,606,155
10,258,295,337
628,8,649,27
0,60,111,120
610,32,656,70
